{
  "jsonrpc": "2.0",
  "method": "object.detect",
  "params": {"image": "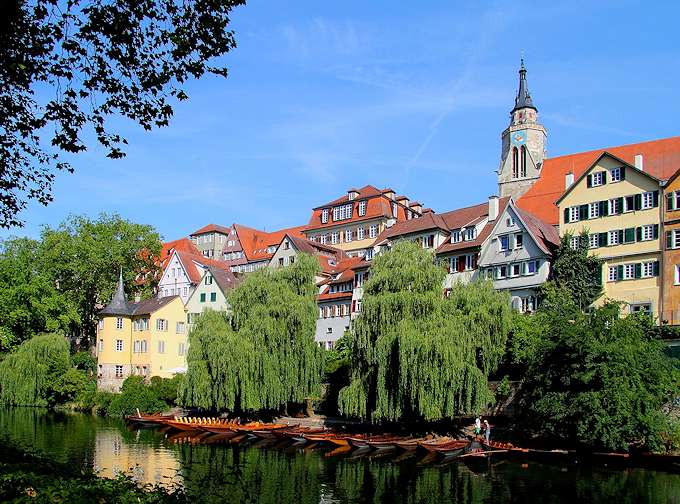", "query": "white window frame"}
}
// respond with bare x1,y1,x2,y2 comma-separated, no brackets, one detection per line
449,256,458,273
158,340,165,354
675,265,680,285
116,317,123,330
331,231,339,244
358,201,367,216
115,365,123,378
450,230,461,243
641,262,654,278
608,198,620,215
623,264,635,280
510,263,521,277
641,225,654,241
589,202,600,219
176,322,185,334
320,234,328,245
392,202,398,217
499,235,509,252
115,339,123,352
464,227,476,241
569,206,580,222
321,208,329,223
608,230,620,246
570,236,580,250
610,167,621,182
608,266,618,282
591,171,605,186
642,192,653,210
464,254,474,271
357,227,365,240
345,229,353,242
369,225,378,238
589,234,599,249
98,339,104,352
514,233,523,249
